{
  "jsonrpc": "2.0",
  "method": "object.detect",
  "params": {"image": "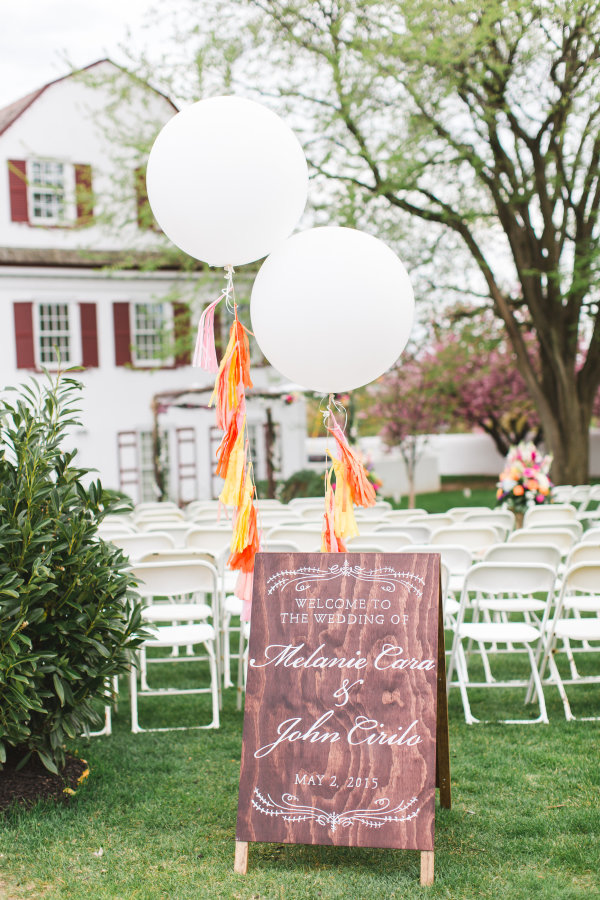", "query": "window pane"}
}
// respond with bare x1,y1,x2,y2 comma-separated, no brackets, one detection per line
133,302,166,363
38,303,71,364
